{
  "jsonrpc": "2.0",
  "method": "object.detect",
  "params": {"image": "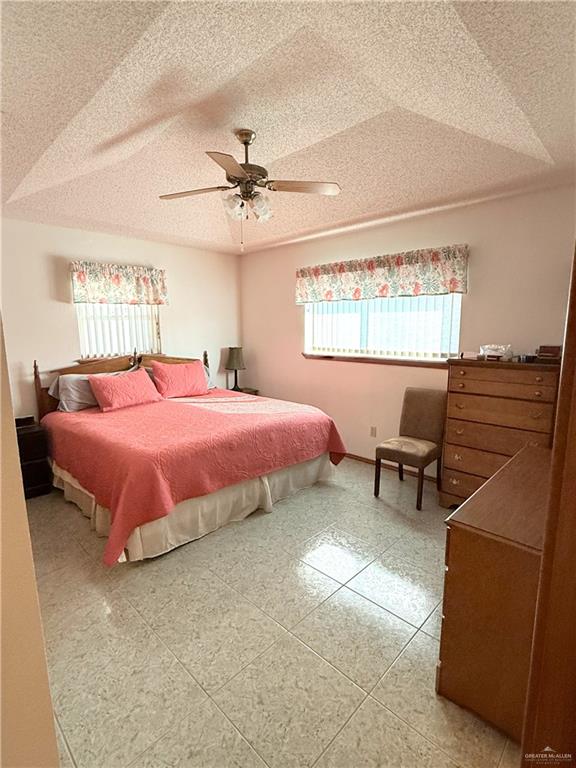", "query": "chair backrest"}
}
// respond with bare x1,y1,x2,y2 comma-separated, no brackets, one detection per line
399,387,447,445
